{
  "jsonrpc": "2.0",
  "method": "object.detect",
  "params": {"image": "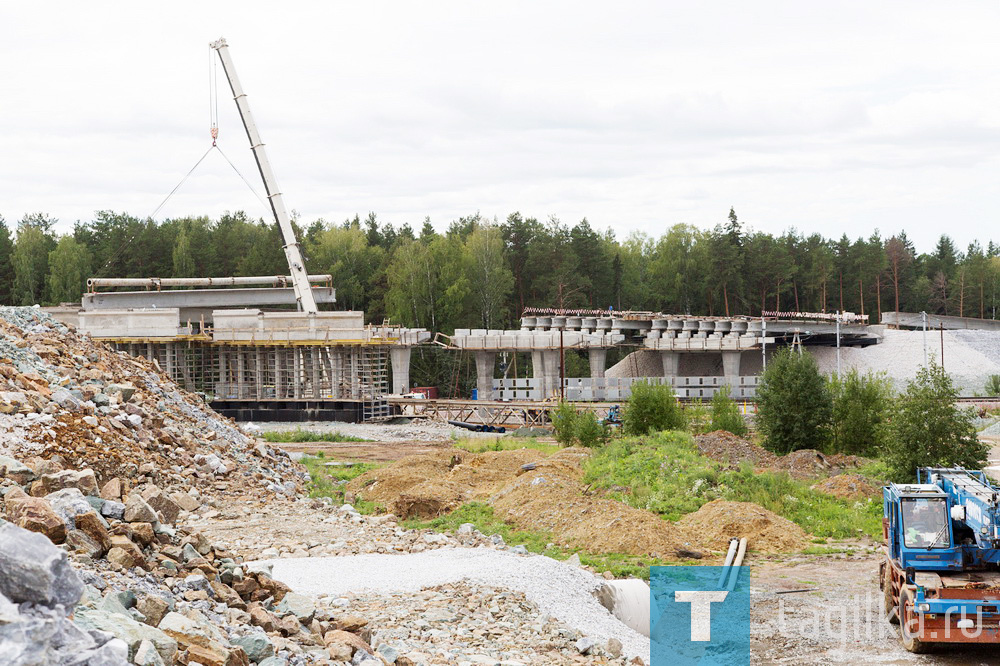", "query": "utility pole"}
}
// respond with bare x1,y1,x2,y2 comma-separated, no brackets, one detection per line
559,328,565,402
940,322,945,370
921,311,928,366
836,311,841,378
